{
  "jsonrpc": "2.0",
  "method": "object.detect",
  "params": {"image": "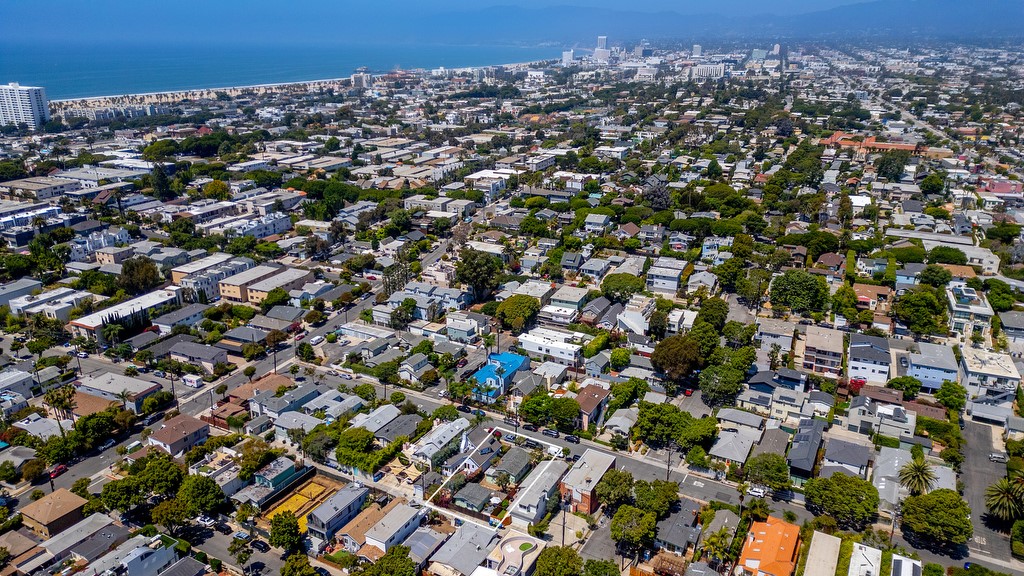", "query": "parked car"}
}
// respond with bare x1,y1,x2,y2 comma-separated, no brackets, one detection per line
747,485,768,498
215,523,232,535
49,464,68,479
565,435,580,444
542,428,560,438
295,333,306,341
522,423,538,432
98,439,116,452
340,373,353,380
457,405,472,413
438,390,448,398
143,413,164,426
503,417,517,425
232,532,251,541
153,370,166,378
456,358,468,368
197,516,215,528
472,409,485,417
76,351,89,358
683,388,694,397
524,439,540,449
310,335,325,345
990,452,1008,463
251,540,270,553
